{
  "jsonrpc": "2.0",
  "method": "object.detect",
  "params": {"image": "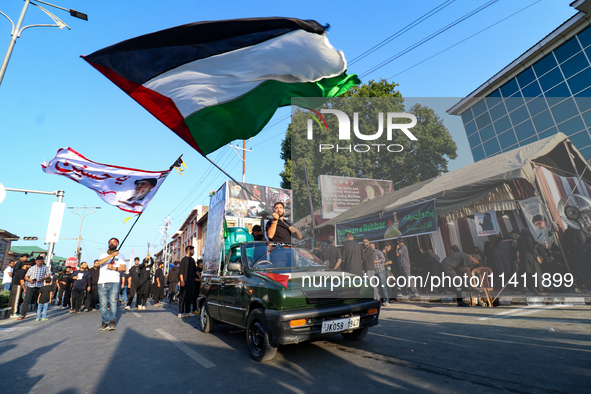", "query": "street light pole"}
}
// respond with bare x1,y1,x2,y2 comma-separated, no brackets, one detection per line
0,0,87,86
68,205,100,261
